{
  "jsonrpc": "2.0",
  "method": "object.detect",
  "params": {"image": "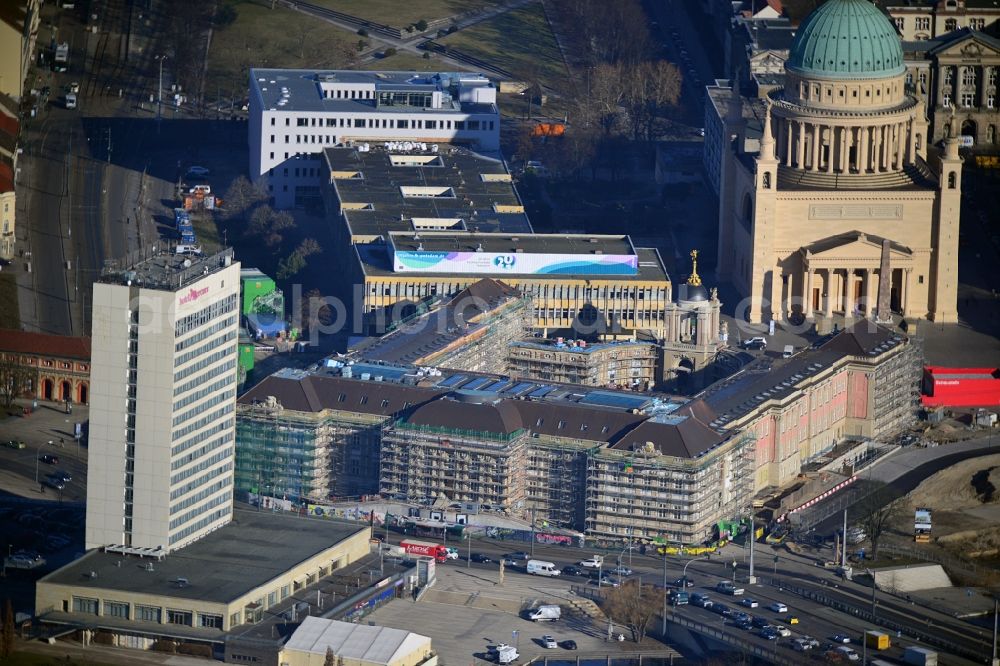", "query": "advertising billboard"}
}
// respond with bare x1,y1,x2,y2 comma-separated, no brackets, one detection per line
392,250,638,276
914,508,932,531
